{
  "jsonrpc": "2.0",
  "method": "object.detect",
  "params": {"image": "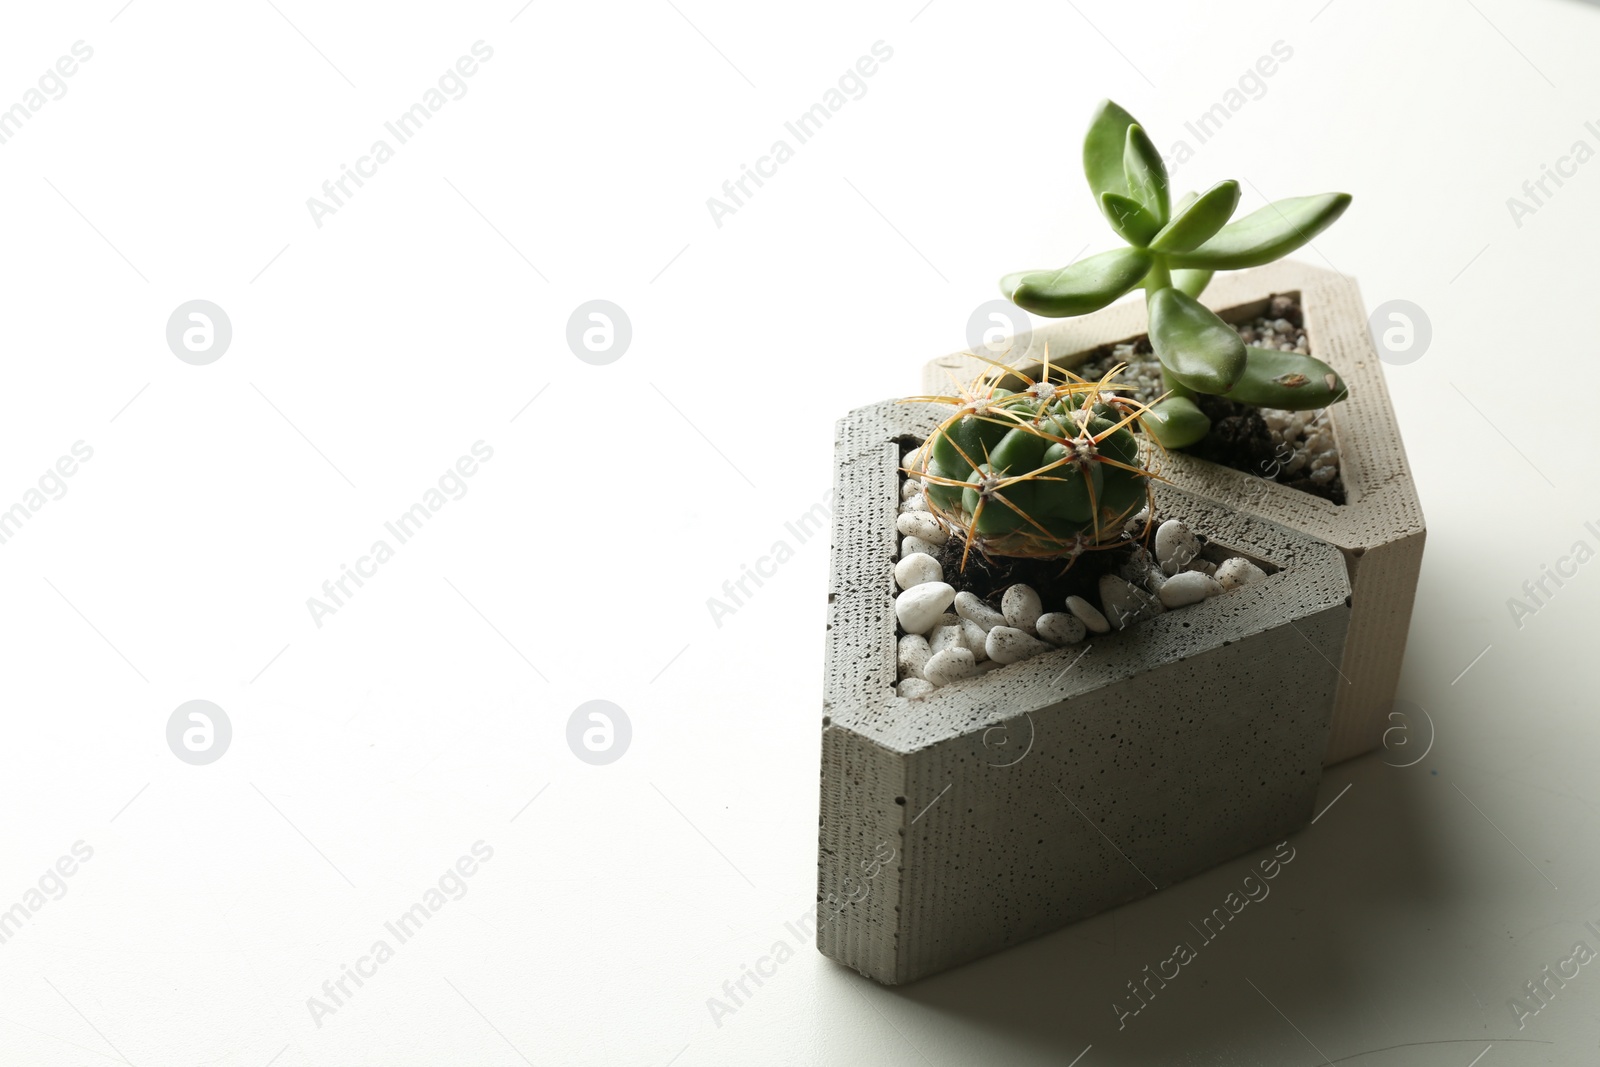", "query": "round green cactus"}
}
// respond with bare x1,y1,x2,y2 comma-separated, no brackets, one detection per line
908,365,1156,564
